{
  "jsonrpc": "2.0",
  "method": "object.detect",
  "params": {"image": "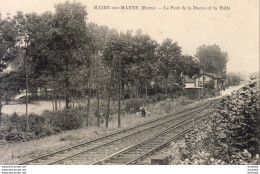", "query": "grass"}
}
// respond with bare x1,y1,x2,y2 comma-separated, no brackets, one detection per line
0,96,206,165
0,126,118,164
